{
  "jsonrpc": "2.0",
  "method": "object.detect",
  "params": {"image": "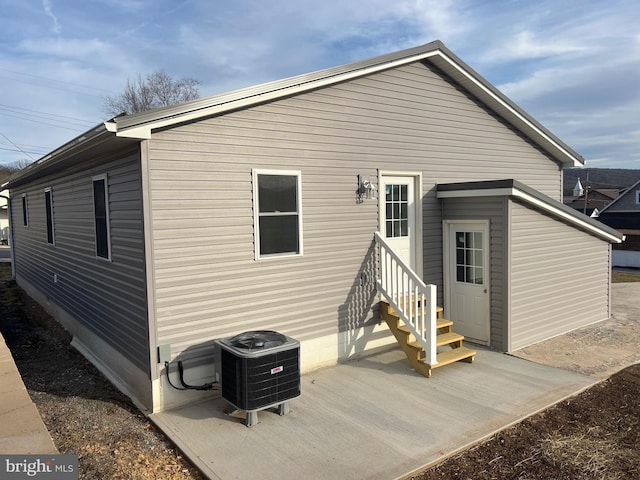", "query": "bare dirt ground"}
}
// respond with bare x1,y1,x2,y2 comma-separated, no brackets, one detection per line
1,262,639,479
511,277,640,380
0,264,205,479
